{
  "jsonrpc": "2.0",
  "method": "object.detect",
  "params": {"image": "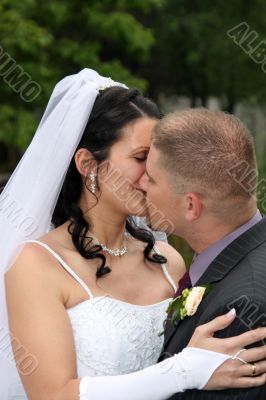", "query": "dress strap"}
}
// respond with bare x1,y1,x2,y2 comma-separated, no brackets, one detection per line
153,245,177,293
26,240,94,299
